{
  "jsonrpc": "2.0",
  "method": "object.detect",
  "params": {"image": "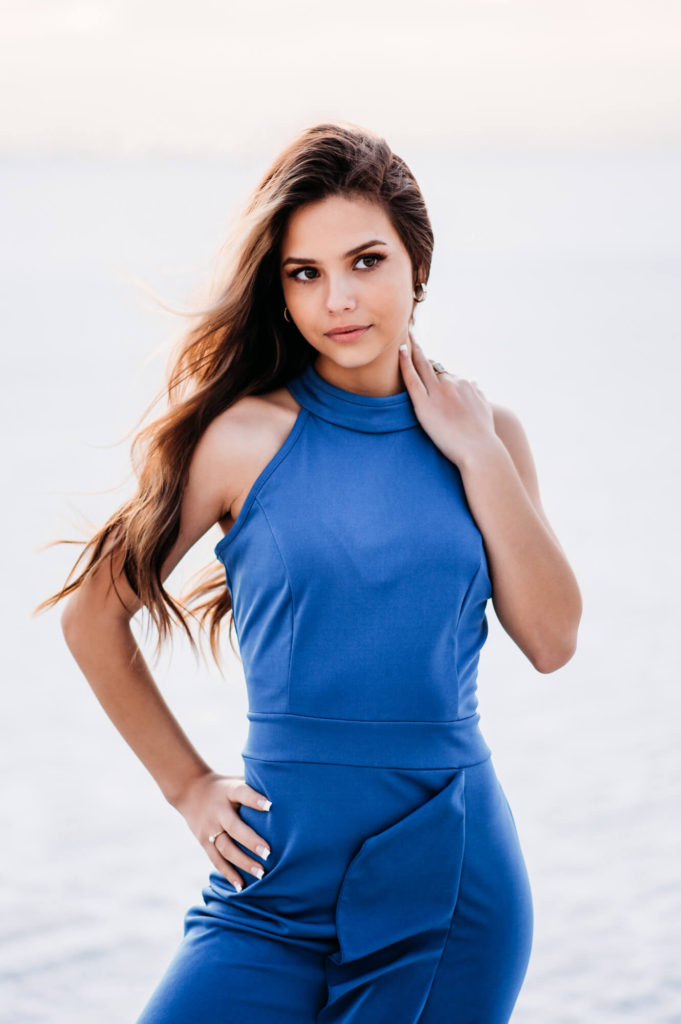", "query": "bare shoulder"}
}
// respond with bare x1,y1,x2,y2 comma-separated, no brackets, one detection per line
490,401,562,543
491,403,532,465
490,402,541,495
203,385,302,530
122,384,301,598
61,385,302,627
